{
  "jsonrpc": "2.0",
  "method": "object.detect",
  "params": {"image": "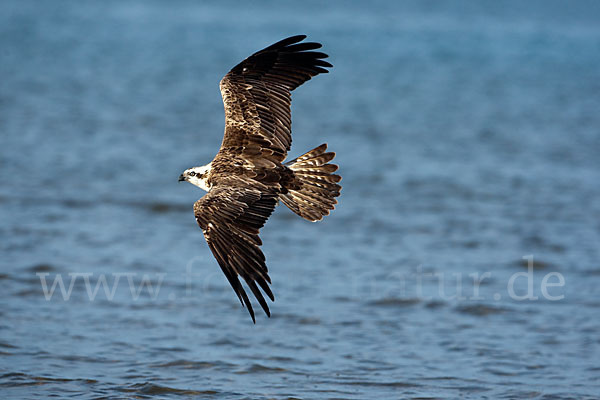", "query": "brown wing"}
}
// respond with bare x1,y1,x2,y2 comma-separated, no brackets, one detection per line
218,35,332,163
194,180,278,322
